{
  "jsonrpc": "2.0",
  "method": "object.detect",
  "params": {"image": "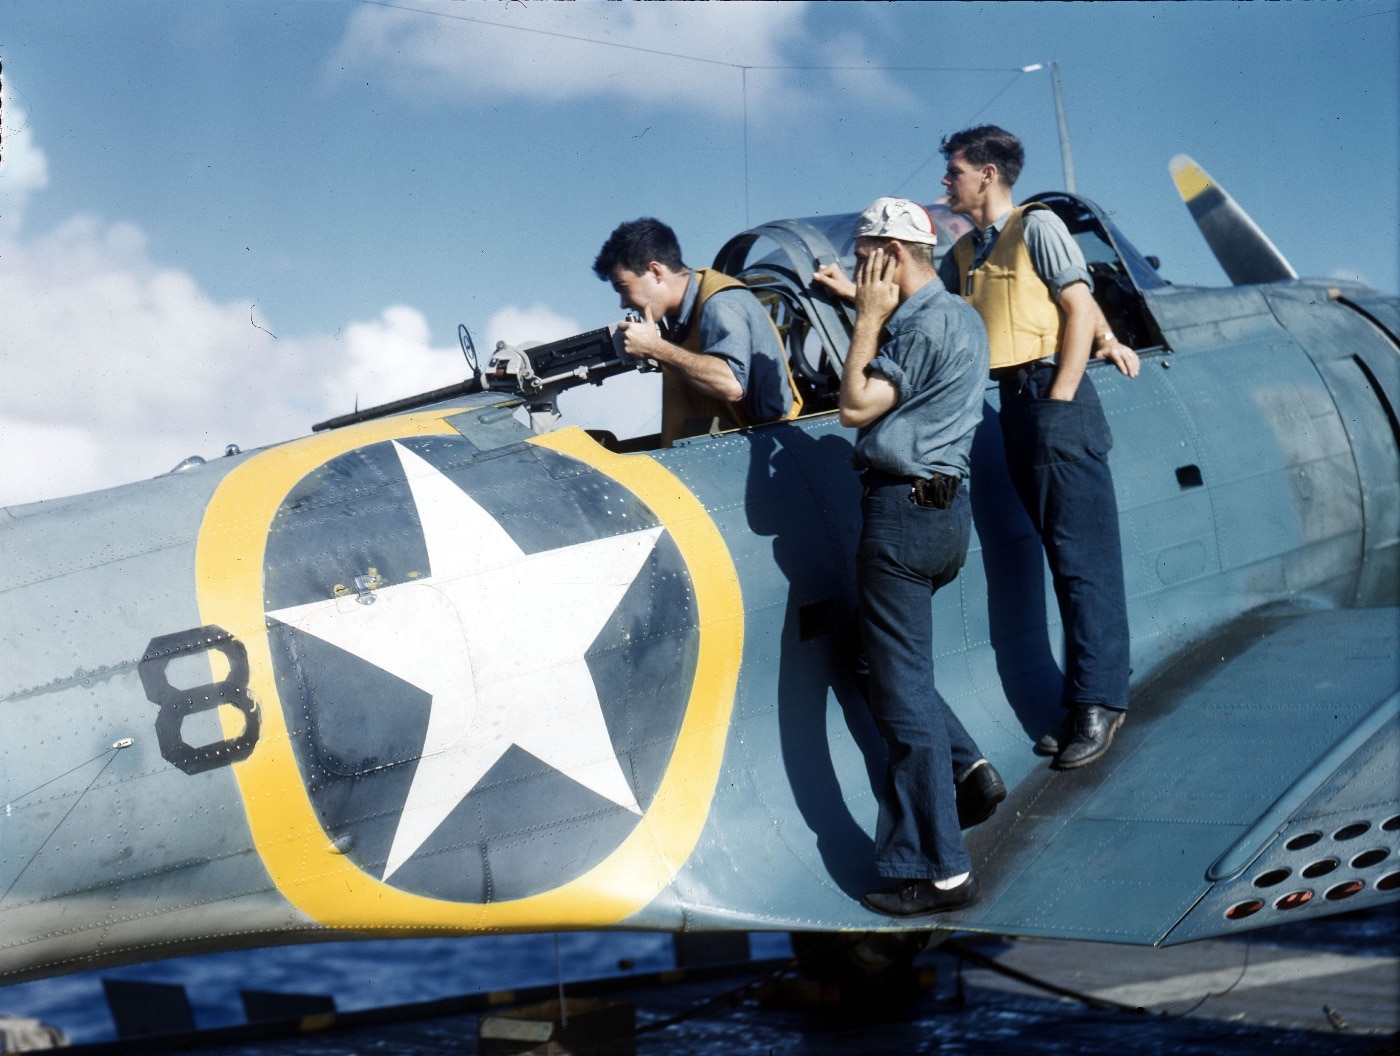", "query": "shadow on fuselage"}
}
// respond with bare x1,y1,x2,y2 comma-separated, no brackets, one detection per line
745,425,883,897
966,401,1066,742
737,405,1067,896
